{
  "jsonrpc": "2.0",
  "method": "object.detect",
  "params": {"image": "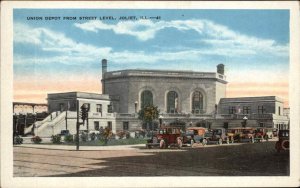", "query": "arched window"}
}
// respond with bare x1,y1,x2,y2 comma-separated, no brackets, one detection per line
192,91,203,114
140,90,153,109
167,91,178,113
